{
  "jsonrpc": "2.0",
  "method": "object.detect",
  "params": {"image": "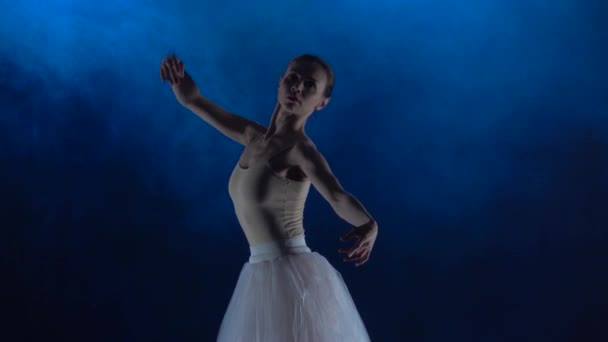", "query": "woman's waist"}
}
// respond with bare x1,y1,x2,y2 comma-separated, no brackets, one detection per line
248,235,311,264
240,220,305,245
